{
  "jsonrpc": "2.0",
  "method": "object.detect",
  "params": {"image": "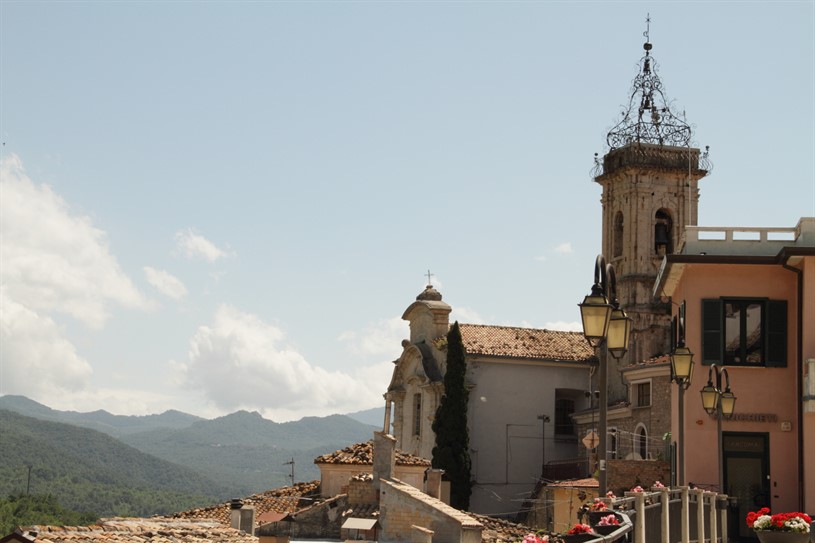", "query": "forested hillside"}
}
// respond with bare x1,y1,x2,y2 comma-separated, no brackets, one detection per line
0,410,226,517
120,411,377,494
